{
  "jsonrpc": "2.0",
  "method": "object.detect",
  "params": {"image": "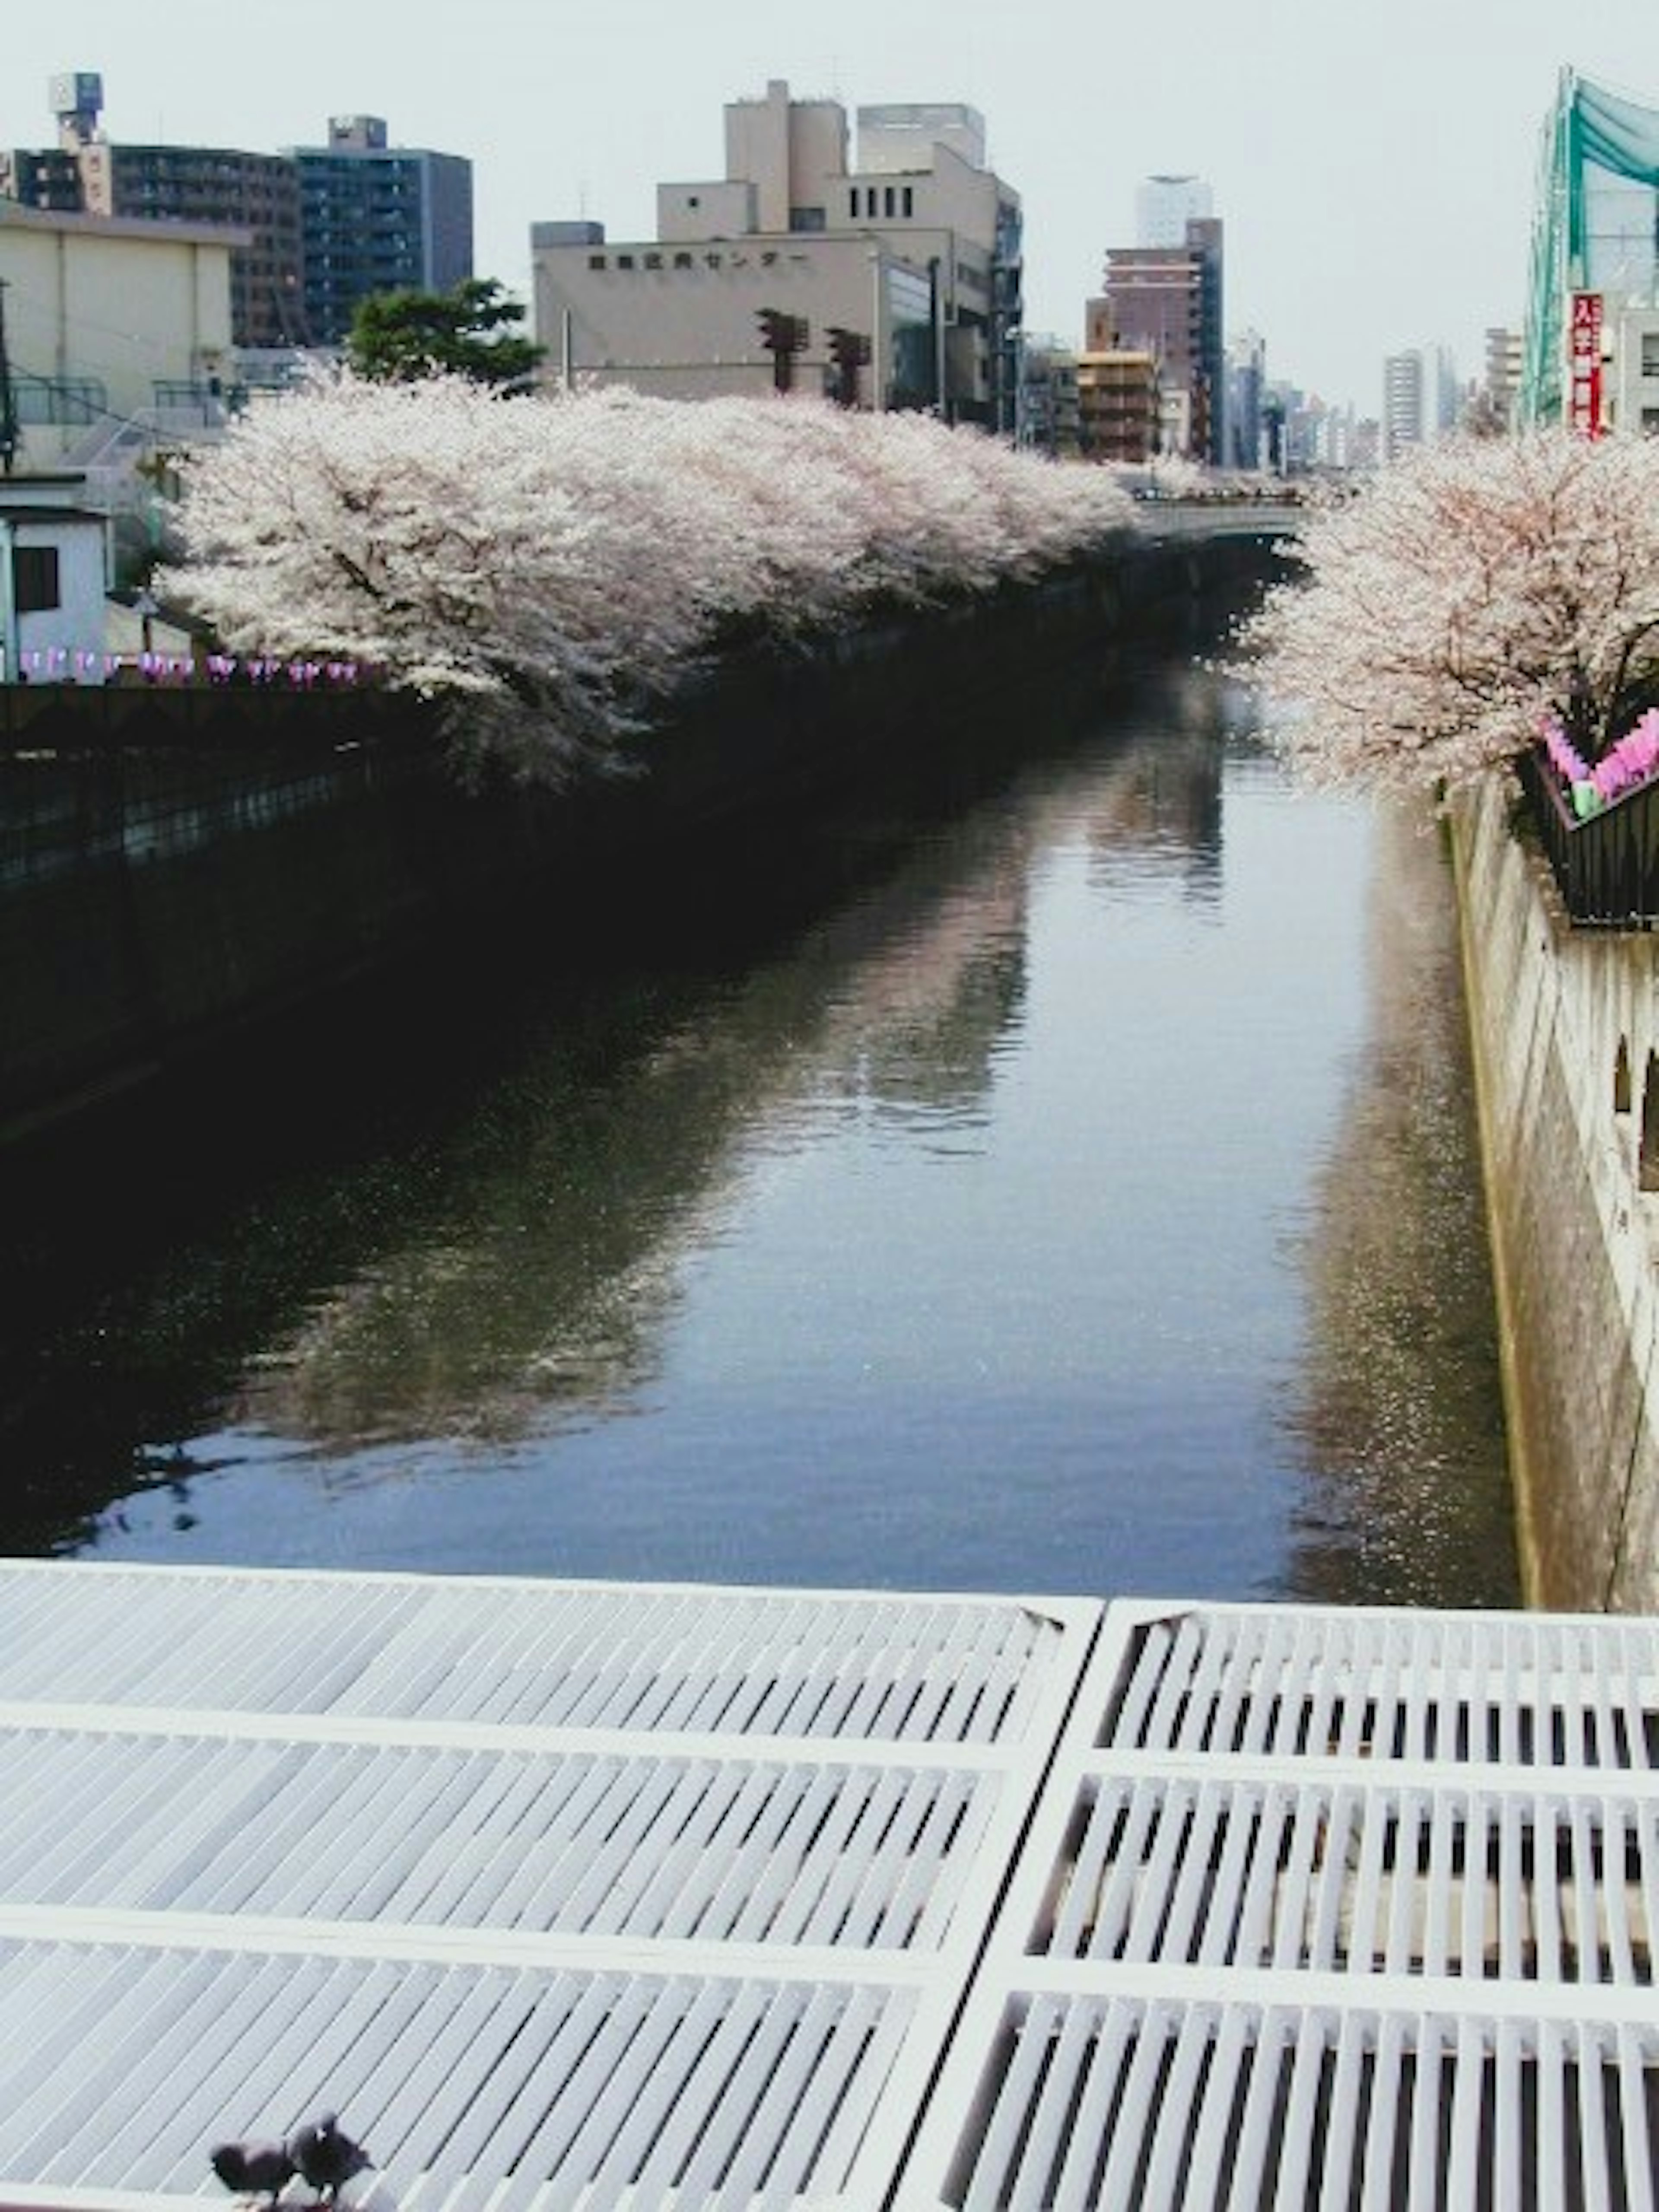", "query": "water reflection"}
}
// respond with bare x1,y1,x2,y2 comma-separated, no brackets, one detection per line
1280,801,1518,1606
230,821,1033,1454
0,640,1516,1603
